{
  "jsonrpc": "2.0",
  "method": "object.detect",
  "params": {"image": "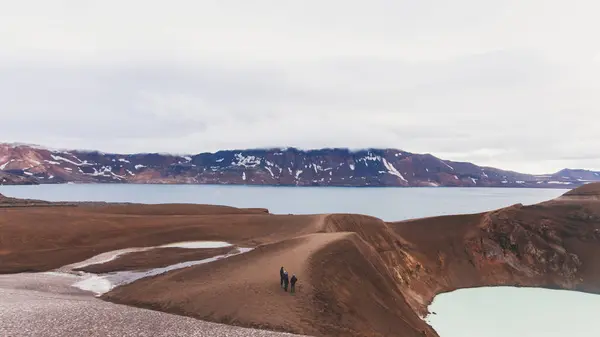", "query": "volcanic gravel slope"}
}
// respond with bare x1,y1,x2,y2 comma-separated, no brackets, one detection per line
2,184,600,336
0,273,308,337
